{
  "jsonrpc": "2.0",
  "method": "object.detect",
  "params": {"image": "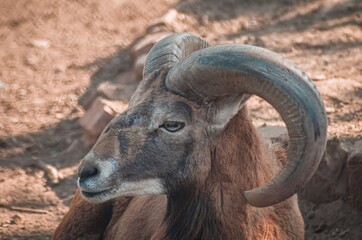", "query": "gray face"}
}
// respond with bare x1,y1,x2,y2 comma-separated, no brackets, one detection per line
77,82,211,203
